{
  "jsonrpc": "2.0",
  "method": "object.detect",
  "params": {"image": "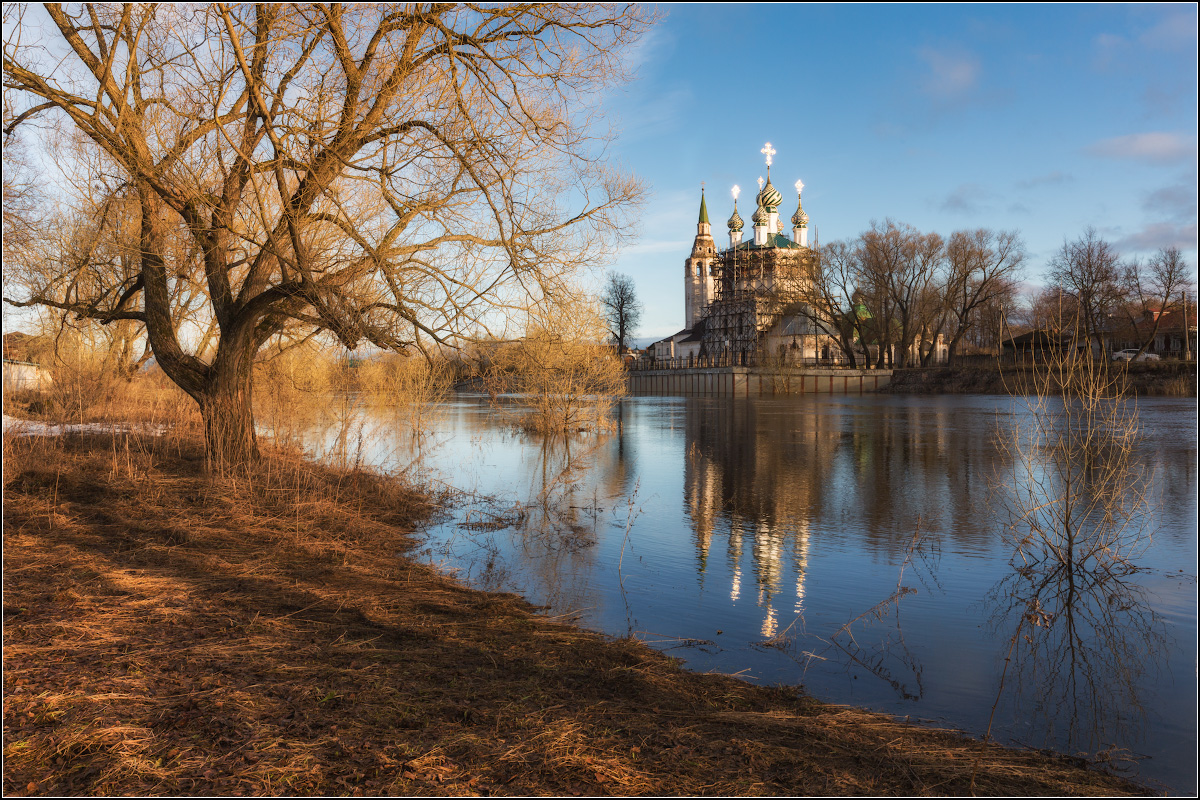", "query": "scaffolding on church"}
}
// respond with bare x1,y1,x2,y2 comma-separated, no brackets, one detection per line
700,241,812,360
